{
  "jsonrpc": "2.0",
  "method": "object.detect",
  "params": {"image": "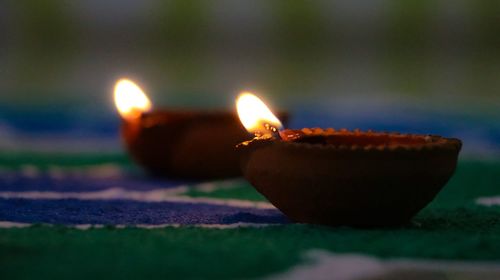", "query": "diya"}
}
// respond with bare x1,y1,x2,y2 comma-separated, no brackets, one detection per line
114,79,287,179
236,93,462,227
